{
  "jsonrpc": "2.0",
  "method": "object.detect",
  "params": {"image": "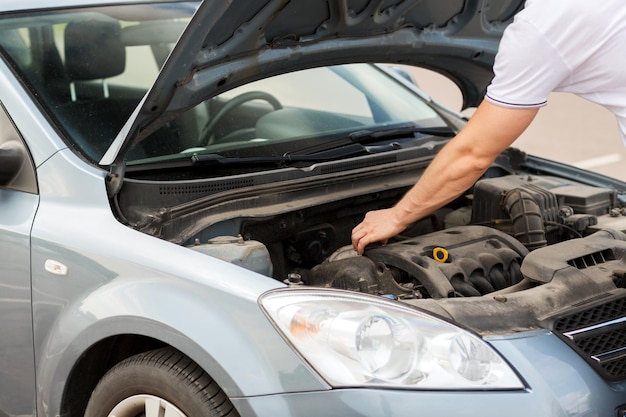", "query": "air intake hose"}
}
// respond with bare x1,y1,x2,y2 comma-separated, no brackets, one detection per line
502,188,547,250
